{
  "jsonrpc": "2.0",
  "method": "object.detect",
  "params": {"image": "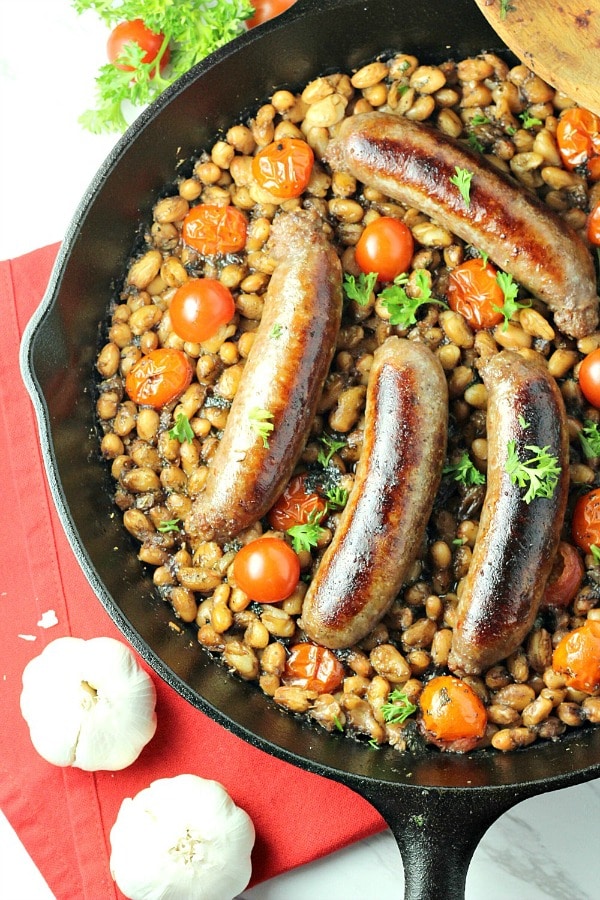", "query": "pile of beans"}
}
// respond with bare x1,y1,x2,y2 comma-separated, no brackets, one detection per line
95,50,600,753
